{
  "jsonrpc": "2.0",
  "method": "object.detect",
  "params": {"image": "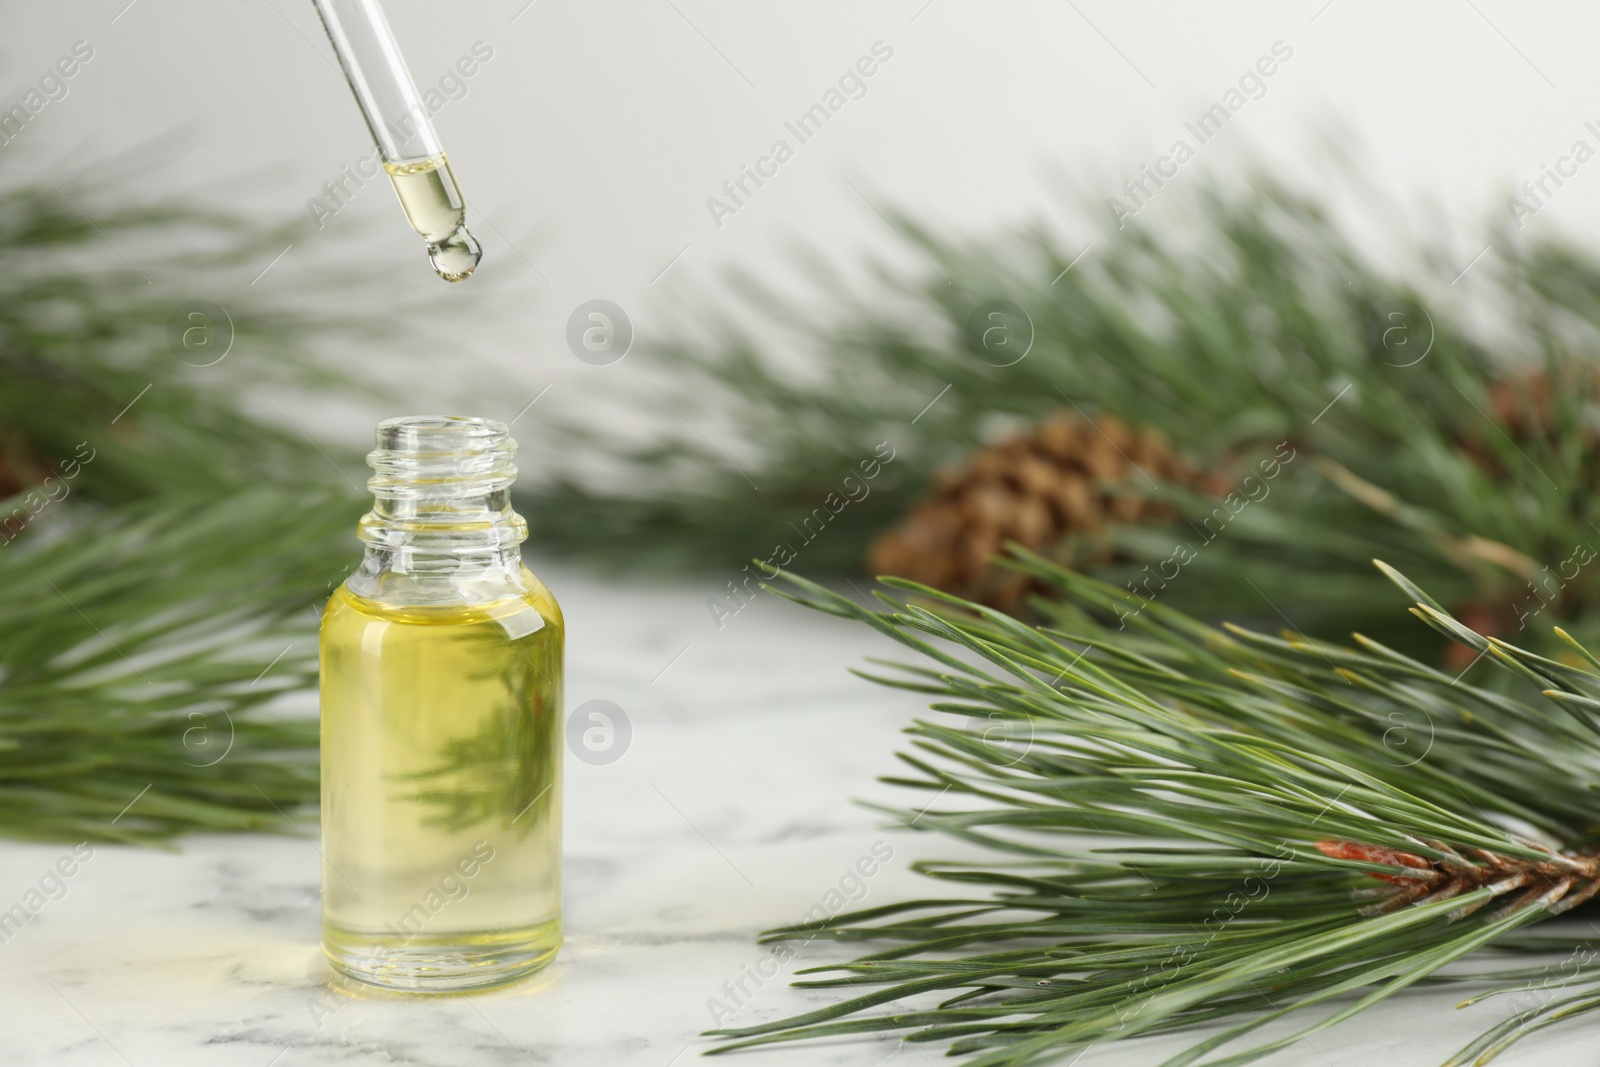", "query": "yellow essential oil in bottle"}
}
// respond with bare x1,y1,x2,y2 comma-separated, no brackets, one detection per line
320,416,562,992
